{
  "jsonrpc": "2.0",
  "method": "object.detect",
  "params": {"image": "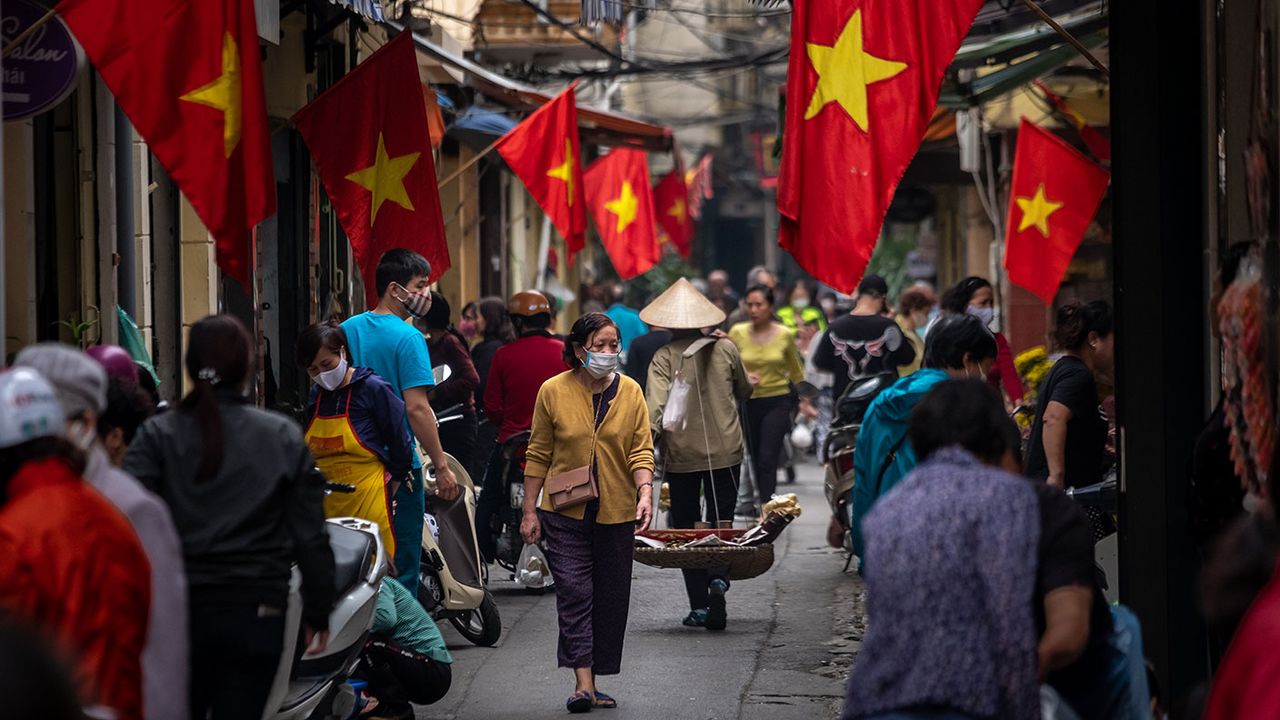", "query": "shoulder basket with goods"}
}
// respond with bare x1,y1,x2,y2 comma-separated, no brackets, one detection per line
634,495,801,581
